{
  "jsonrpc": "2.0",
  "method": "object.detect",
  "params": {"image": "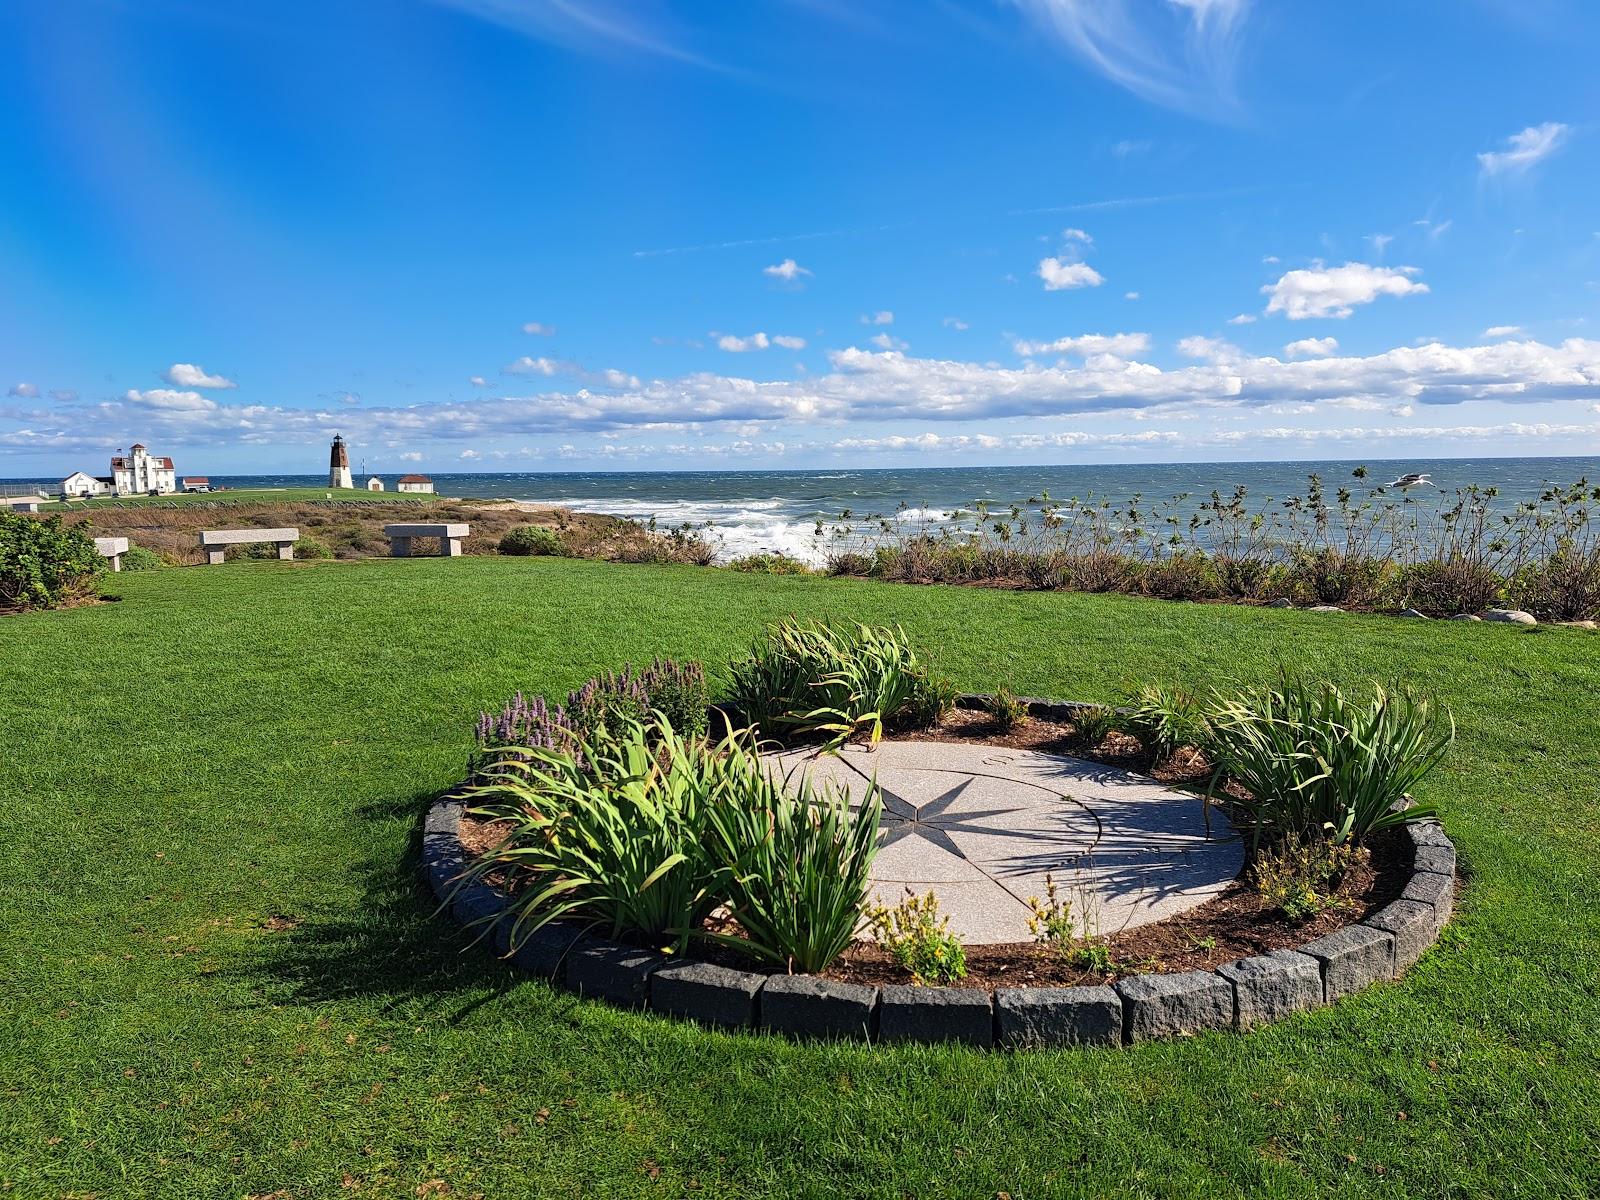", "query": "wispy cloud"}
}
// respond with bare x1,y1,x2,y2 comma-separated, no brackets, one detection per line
424,0,729,73
1008,0,1253,115
1478,122,1570,177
